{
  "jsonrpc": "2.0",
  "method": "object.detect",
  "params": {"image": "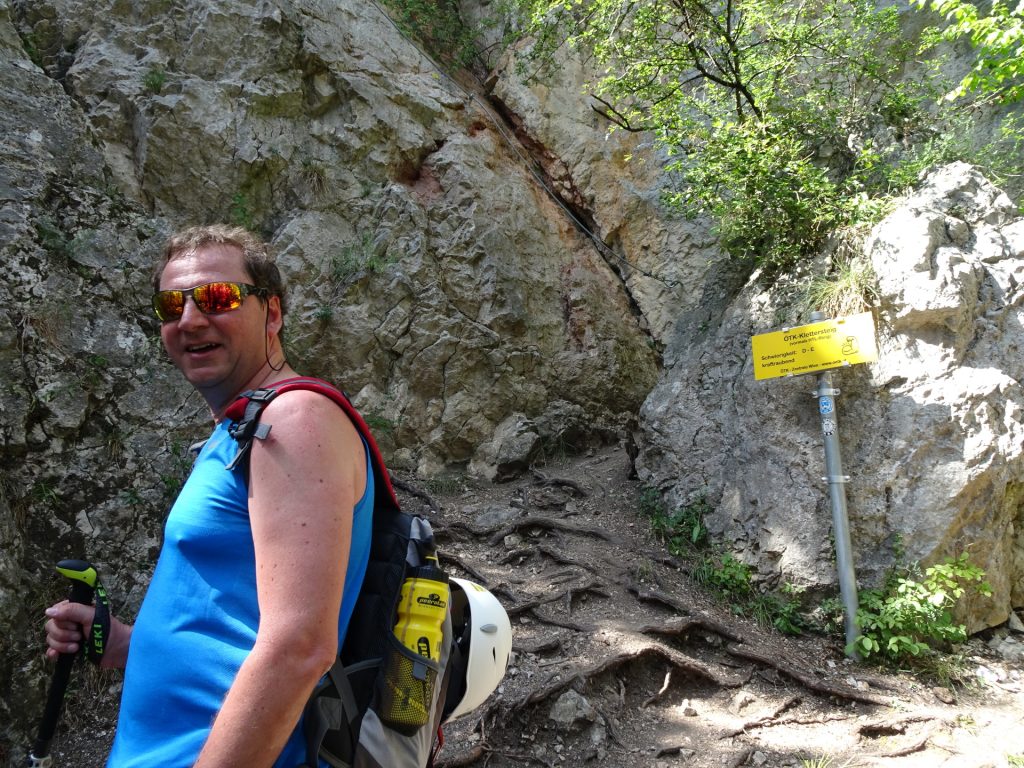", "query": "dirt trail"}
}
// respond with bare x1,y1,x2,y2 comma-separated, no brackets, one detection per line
34,445,1024,768
425,446,1024,768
